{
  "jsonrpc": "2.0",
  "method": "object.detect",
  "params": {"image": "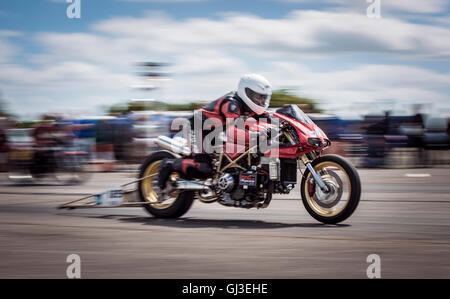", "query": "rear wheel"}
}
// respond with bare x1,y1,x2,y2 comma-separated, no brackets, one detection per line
138,151,194,218
300,154,361,224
